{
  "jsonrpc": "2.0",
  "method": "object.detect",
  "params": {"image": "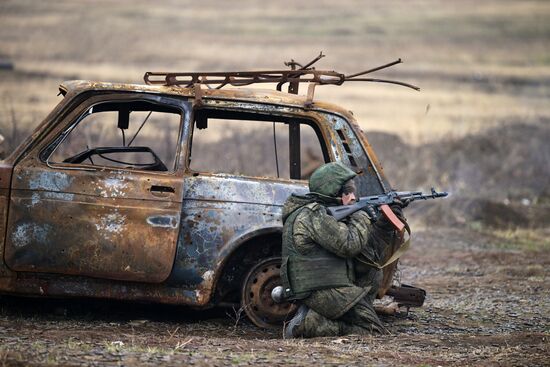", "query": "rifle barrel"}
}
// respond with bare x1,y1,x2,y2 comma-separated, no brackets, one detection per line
327,189,448,221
